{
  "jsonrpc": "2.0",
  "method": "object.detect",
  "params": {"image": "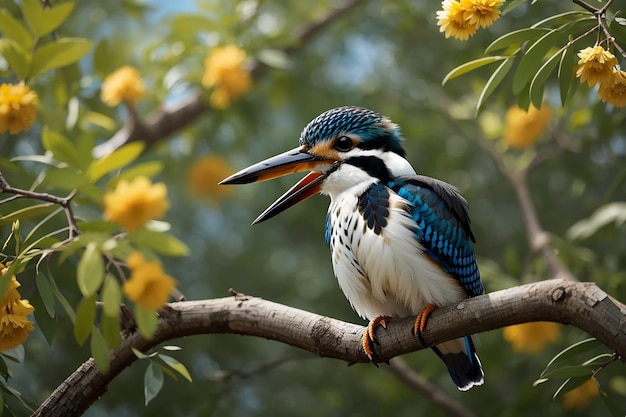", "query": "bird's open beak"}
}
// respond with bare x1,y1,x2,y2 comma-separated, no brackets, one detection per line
220,146,334,224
